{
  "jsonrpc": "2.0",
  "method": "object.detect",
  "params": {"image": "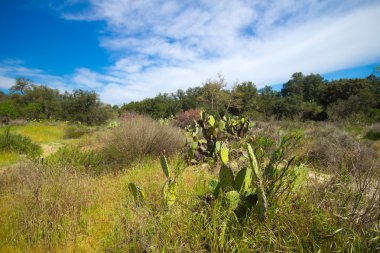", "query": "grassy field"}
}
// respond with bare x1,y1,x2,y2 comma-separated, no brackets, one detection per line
0,123,71,166
0,118,379,252
3,123,67,143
